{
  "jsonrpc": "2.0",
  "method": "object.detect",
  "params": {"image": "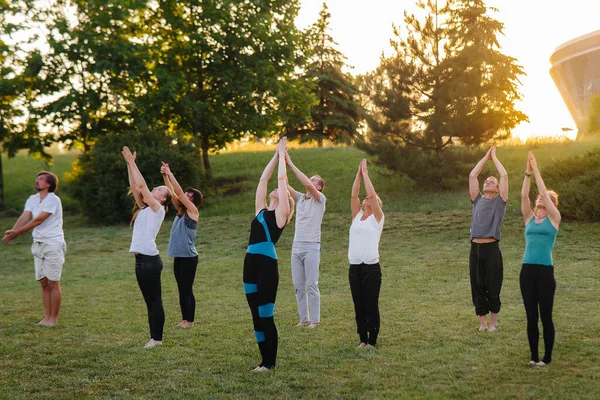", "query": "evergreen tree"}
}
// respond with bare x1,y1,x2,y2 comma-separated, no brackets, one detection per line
286,2,361,147
360,0,527,188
